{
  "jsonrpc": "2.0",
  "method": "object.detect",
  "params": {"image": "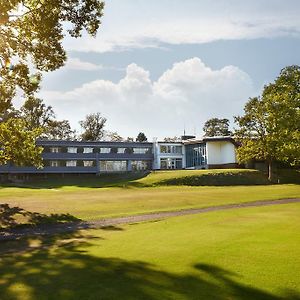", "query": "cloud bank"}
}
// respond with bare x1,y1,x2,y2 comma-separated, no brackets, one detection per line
41,58,255,139
63,0,300,53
